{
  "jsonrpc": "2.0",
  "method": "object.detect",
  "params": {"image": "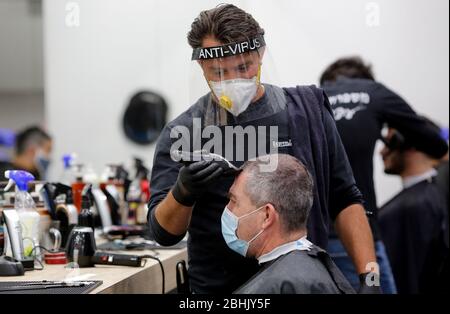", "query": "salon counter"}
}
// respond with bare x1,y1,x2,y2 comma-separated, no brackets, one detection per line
0,247,188,294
